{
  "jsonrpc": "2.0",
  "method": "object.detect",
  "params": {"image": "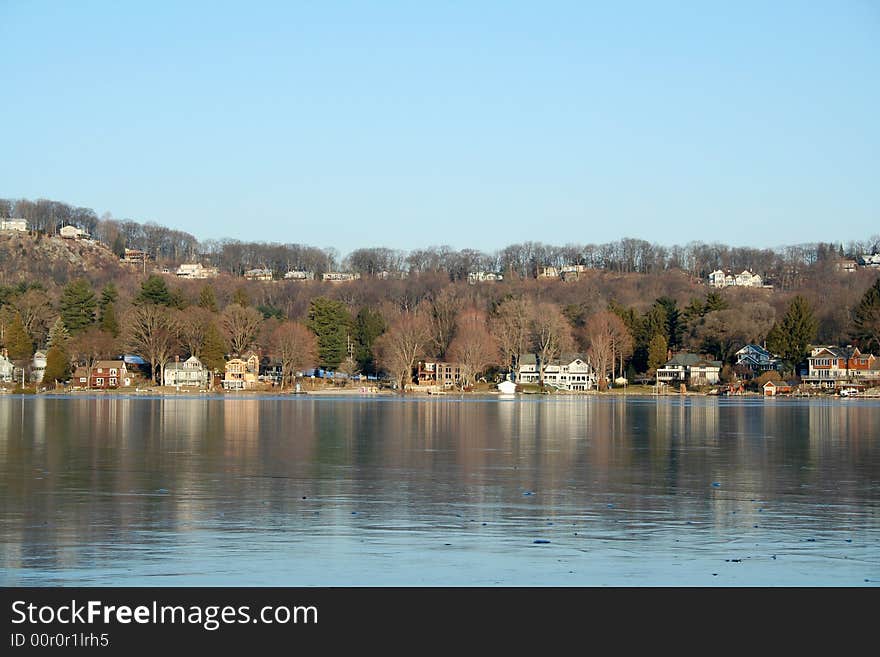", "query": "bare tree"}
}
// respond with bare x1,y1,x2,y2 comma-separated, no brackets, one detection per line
447,308,500,388
122,304,178,385
530,302,575,387
176,306,214,358
373,310,432,391
14,289,54,346
428,286,463,359
220,304,263,355
490,297,533,375
584,311,631,390
70,327,118,375
271,321,317,390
